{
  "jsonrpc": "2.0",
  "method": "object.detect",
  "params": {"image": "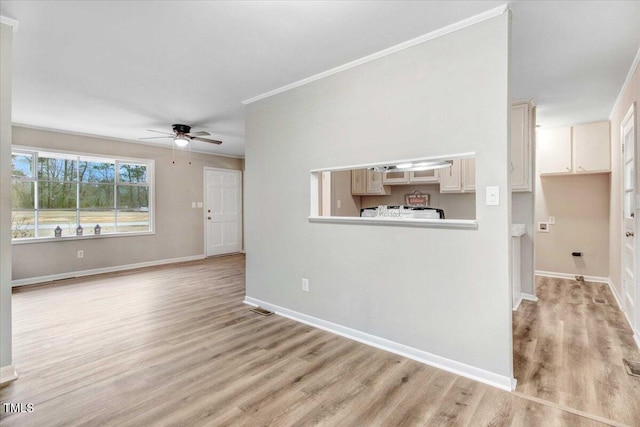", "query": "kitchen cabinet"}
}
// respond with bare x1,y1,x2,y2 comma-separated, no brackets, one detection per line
382,168,439,185
573,121,610,173
462,158,476,192
381,171,410,185
511,102,534,191
409,169,439,183
351,169,366,194
351,169,390,195
538,121,610,175
538,126,572,174
439,158,476,193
